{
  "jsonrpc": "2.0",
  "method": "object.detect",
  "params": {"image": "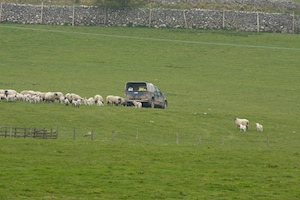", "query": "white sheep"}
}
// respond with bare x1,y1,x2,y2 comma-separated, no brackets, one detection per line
65,93,82,103
83,97,95,106
234,118,249,130
106,95,125,106
0,93,6,100
239,124,247,132
72,99,82,107
20,90,37,96
96,101,104,106
94,94,104,104
133,101,142,108
5,89,17,96
44,92,59,103
64,97,70,106
256,123,263,132
54,92,65,104
6,94,17,101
